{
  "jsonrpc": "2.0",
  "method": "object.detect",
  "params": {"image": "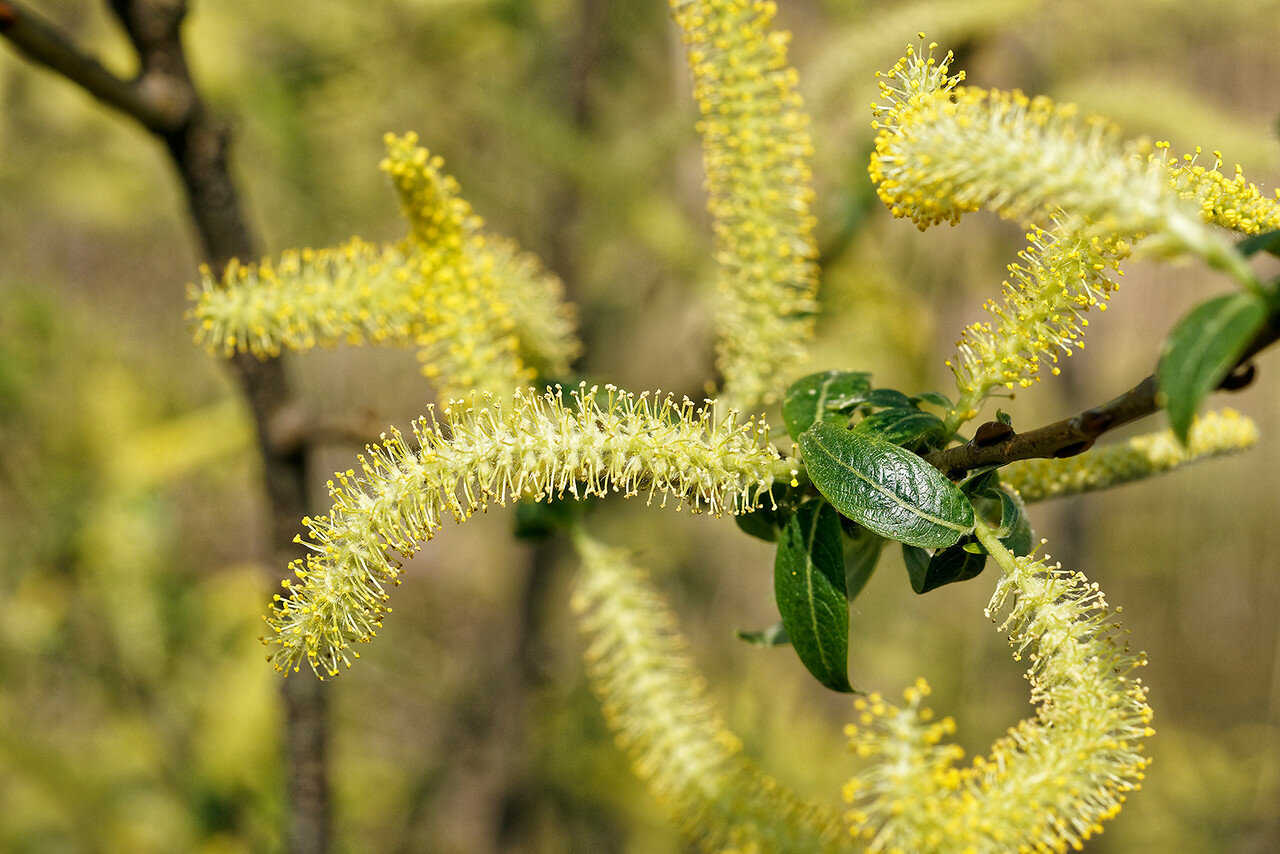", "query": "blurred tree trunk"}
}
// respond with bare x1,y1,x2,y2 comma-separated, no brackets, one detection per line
0,2,330,851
